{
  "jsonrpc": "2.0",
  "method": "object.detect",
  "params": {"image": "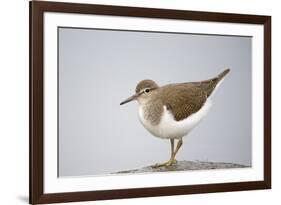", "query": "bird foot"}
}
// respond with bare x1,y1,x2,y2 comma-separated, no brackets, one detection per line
152,159,177,168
